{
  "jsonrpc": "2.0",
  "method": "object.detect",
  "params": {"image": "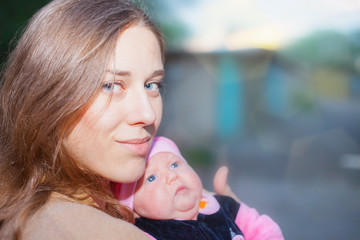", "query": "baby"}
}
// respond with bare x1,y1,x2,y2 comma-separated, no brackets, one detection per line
116,136,284,240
